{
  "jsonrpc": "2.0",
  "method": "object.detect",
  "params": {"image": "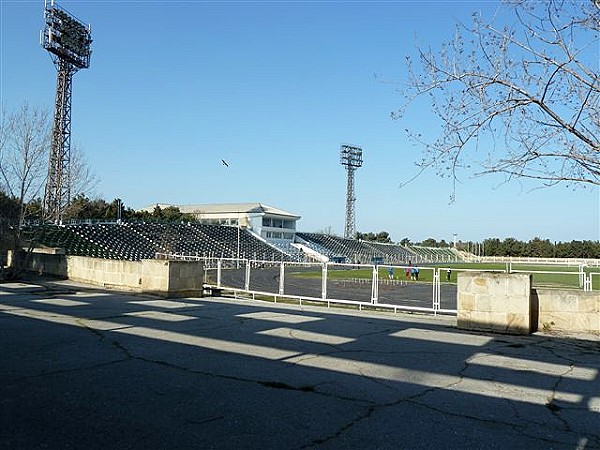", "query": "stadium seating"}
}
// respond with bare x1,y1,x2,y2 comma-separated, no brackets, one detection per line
268,240,306,261
22,224,464,264
24,222,295,262
296,233,399,263
407,245,460,263
362,241,414,263
296,233,462,264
